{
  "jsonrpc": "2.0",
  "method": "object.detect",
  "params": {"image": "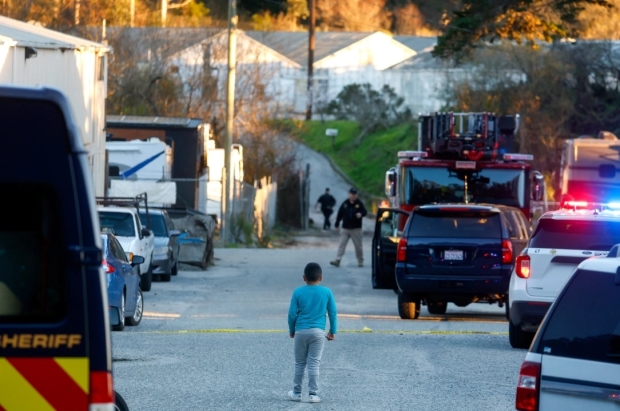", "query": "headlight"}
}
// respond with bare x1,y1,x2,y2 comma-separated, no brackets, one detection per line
153,247,170,256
